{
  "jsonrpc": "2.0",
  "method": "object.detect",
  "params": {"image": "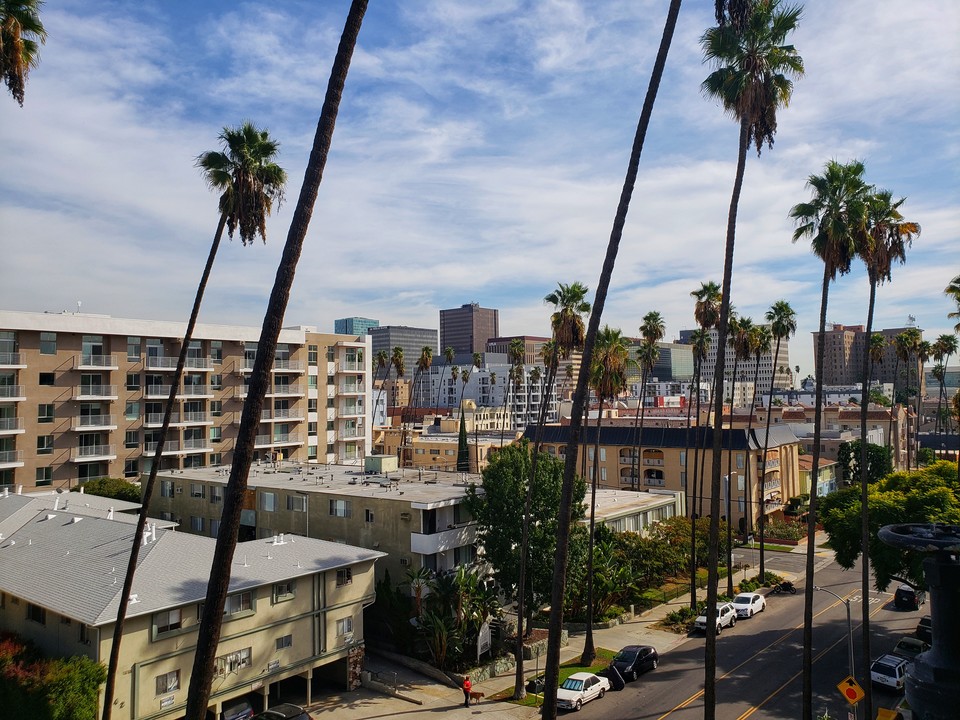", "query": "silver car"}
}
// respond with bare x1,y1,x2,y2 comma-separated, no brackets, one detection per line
732,592,766,618
556,672,610,711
